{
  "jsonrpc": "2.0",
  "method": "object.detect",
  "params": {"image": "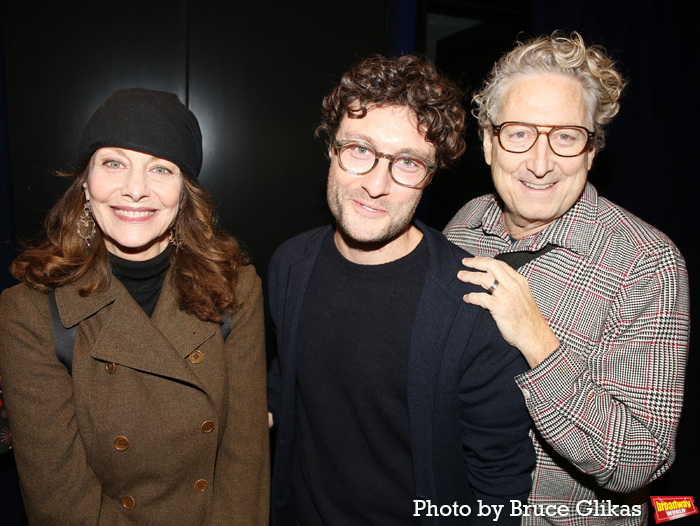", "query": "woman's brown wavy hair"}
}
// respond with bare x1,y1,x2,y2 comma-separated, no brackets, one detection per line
10,161,247,322
316,54,466,169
